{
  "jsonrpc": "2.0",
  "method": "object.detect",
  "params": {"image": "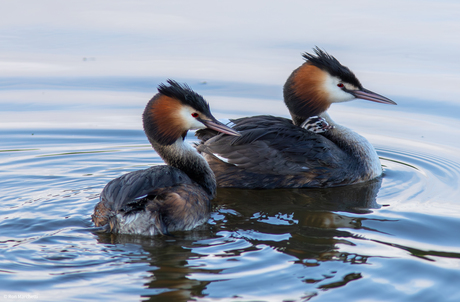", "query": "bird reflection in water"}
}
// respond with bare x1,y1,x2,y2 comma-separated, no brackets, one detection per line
212,177,383,261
